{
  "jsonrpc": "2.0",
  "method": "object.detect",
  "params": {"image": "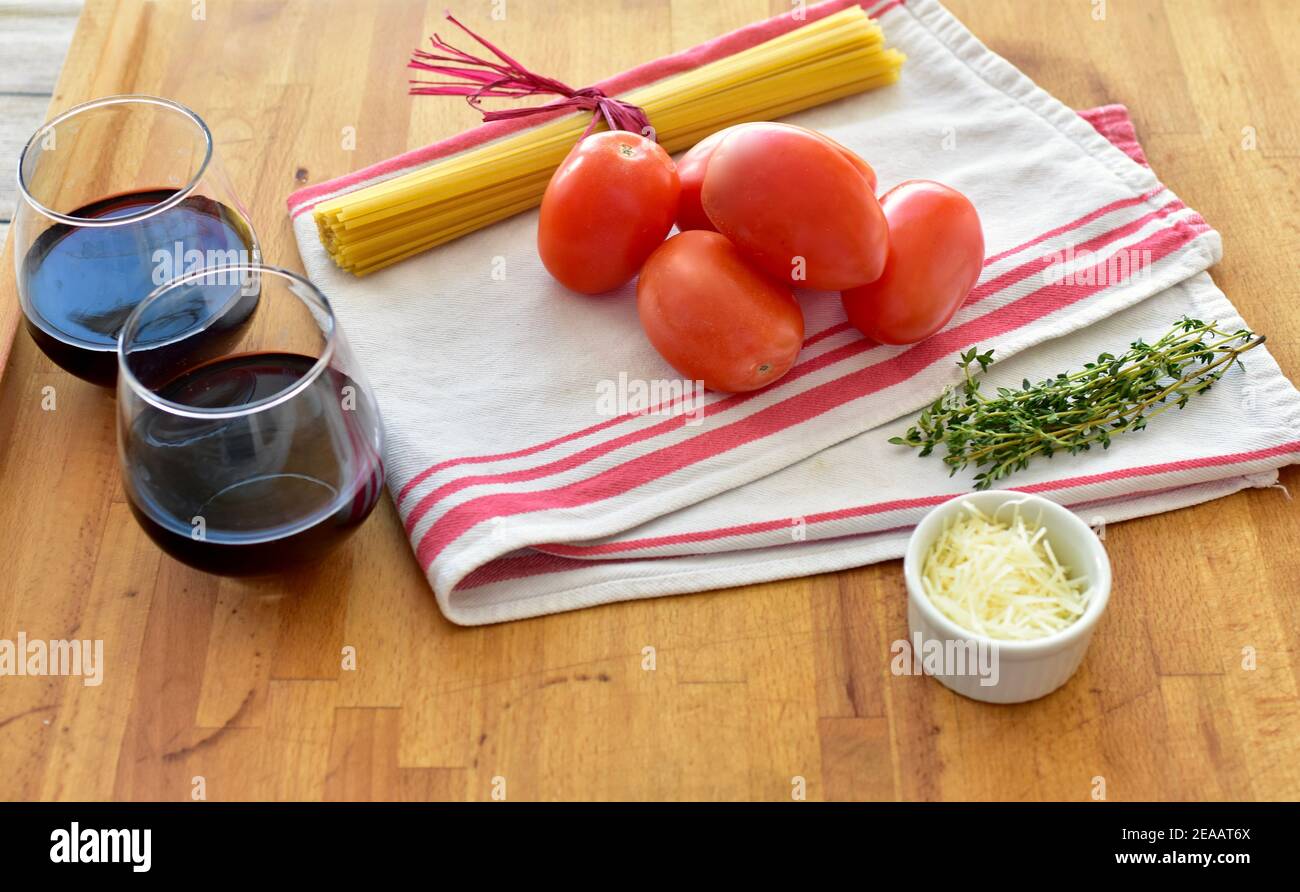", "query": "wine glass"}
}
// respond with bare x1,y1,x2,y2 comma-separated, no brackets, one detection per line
116,264,385,575
14,94,258,385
